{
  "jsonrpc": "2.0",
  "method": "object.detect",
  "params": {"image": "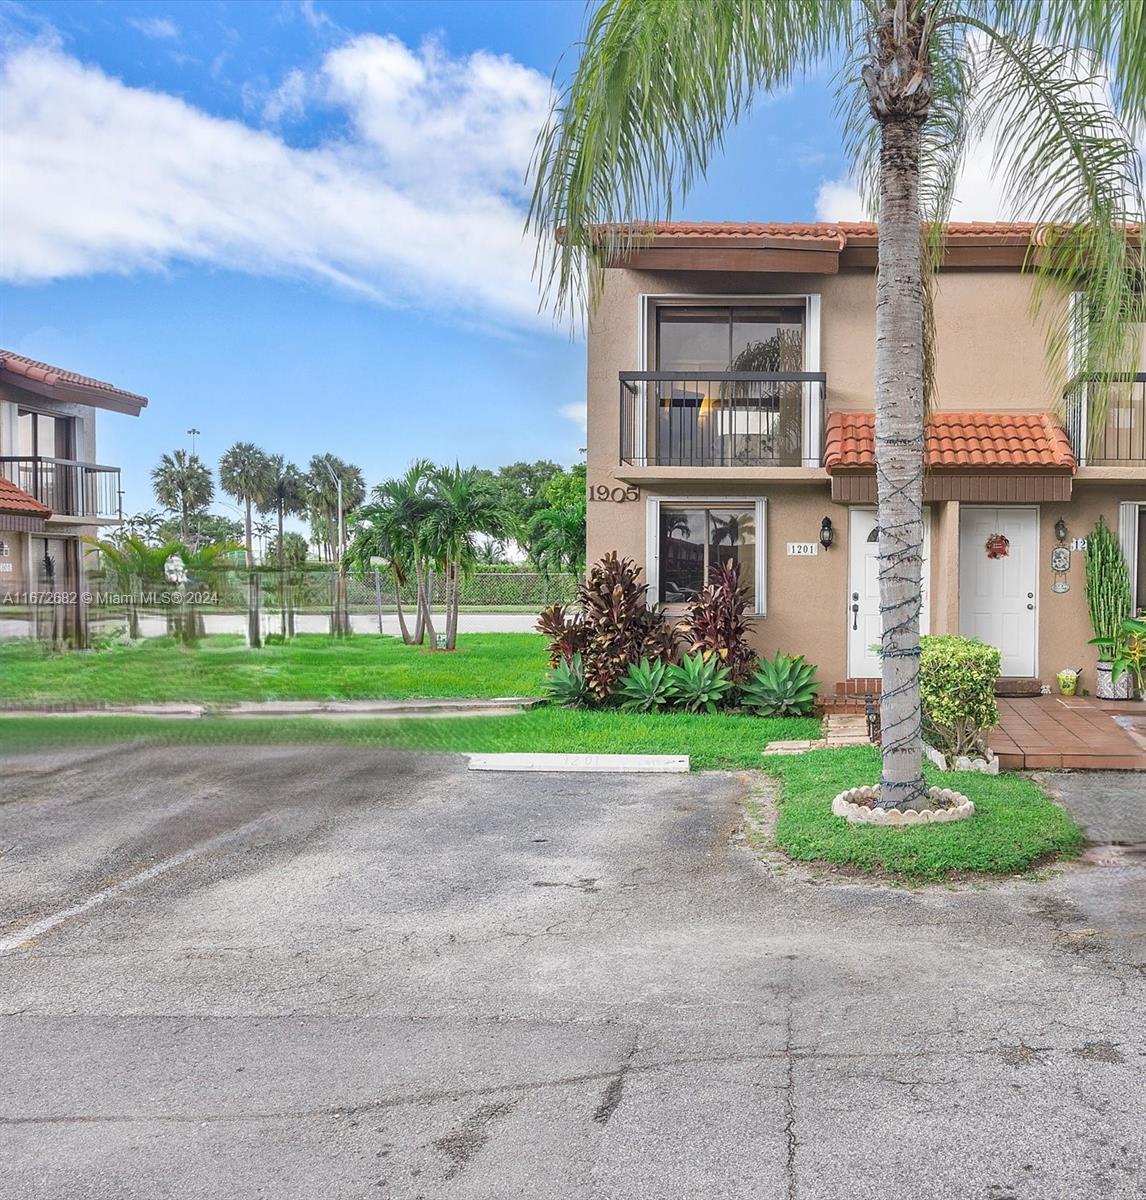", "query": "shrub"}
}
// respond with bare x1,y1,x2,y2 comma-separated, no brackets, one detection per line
740,652,819,716
544,653,592,707
668,652,734,713
537,553,673,702
677,558,757,682
537,602,586,668
616,658,677,712
919,634,1000,759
